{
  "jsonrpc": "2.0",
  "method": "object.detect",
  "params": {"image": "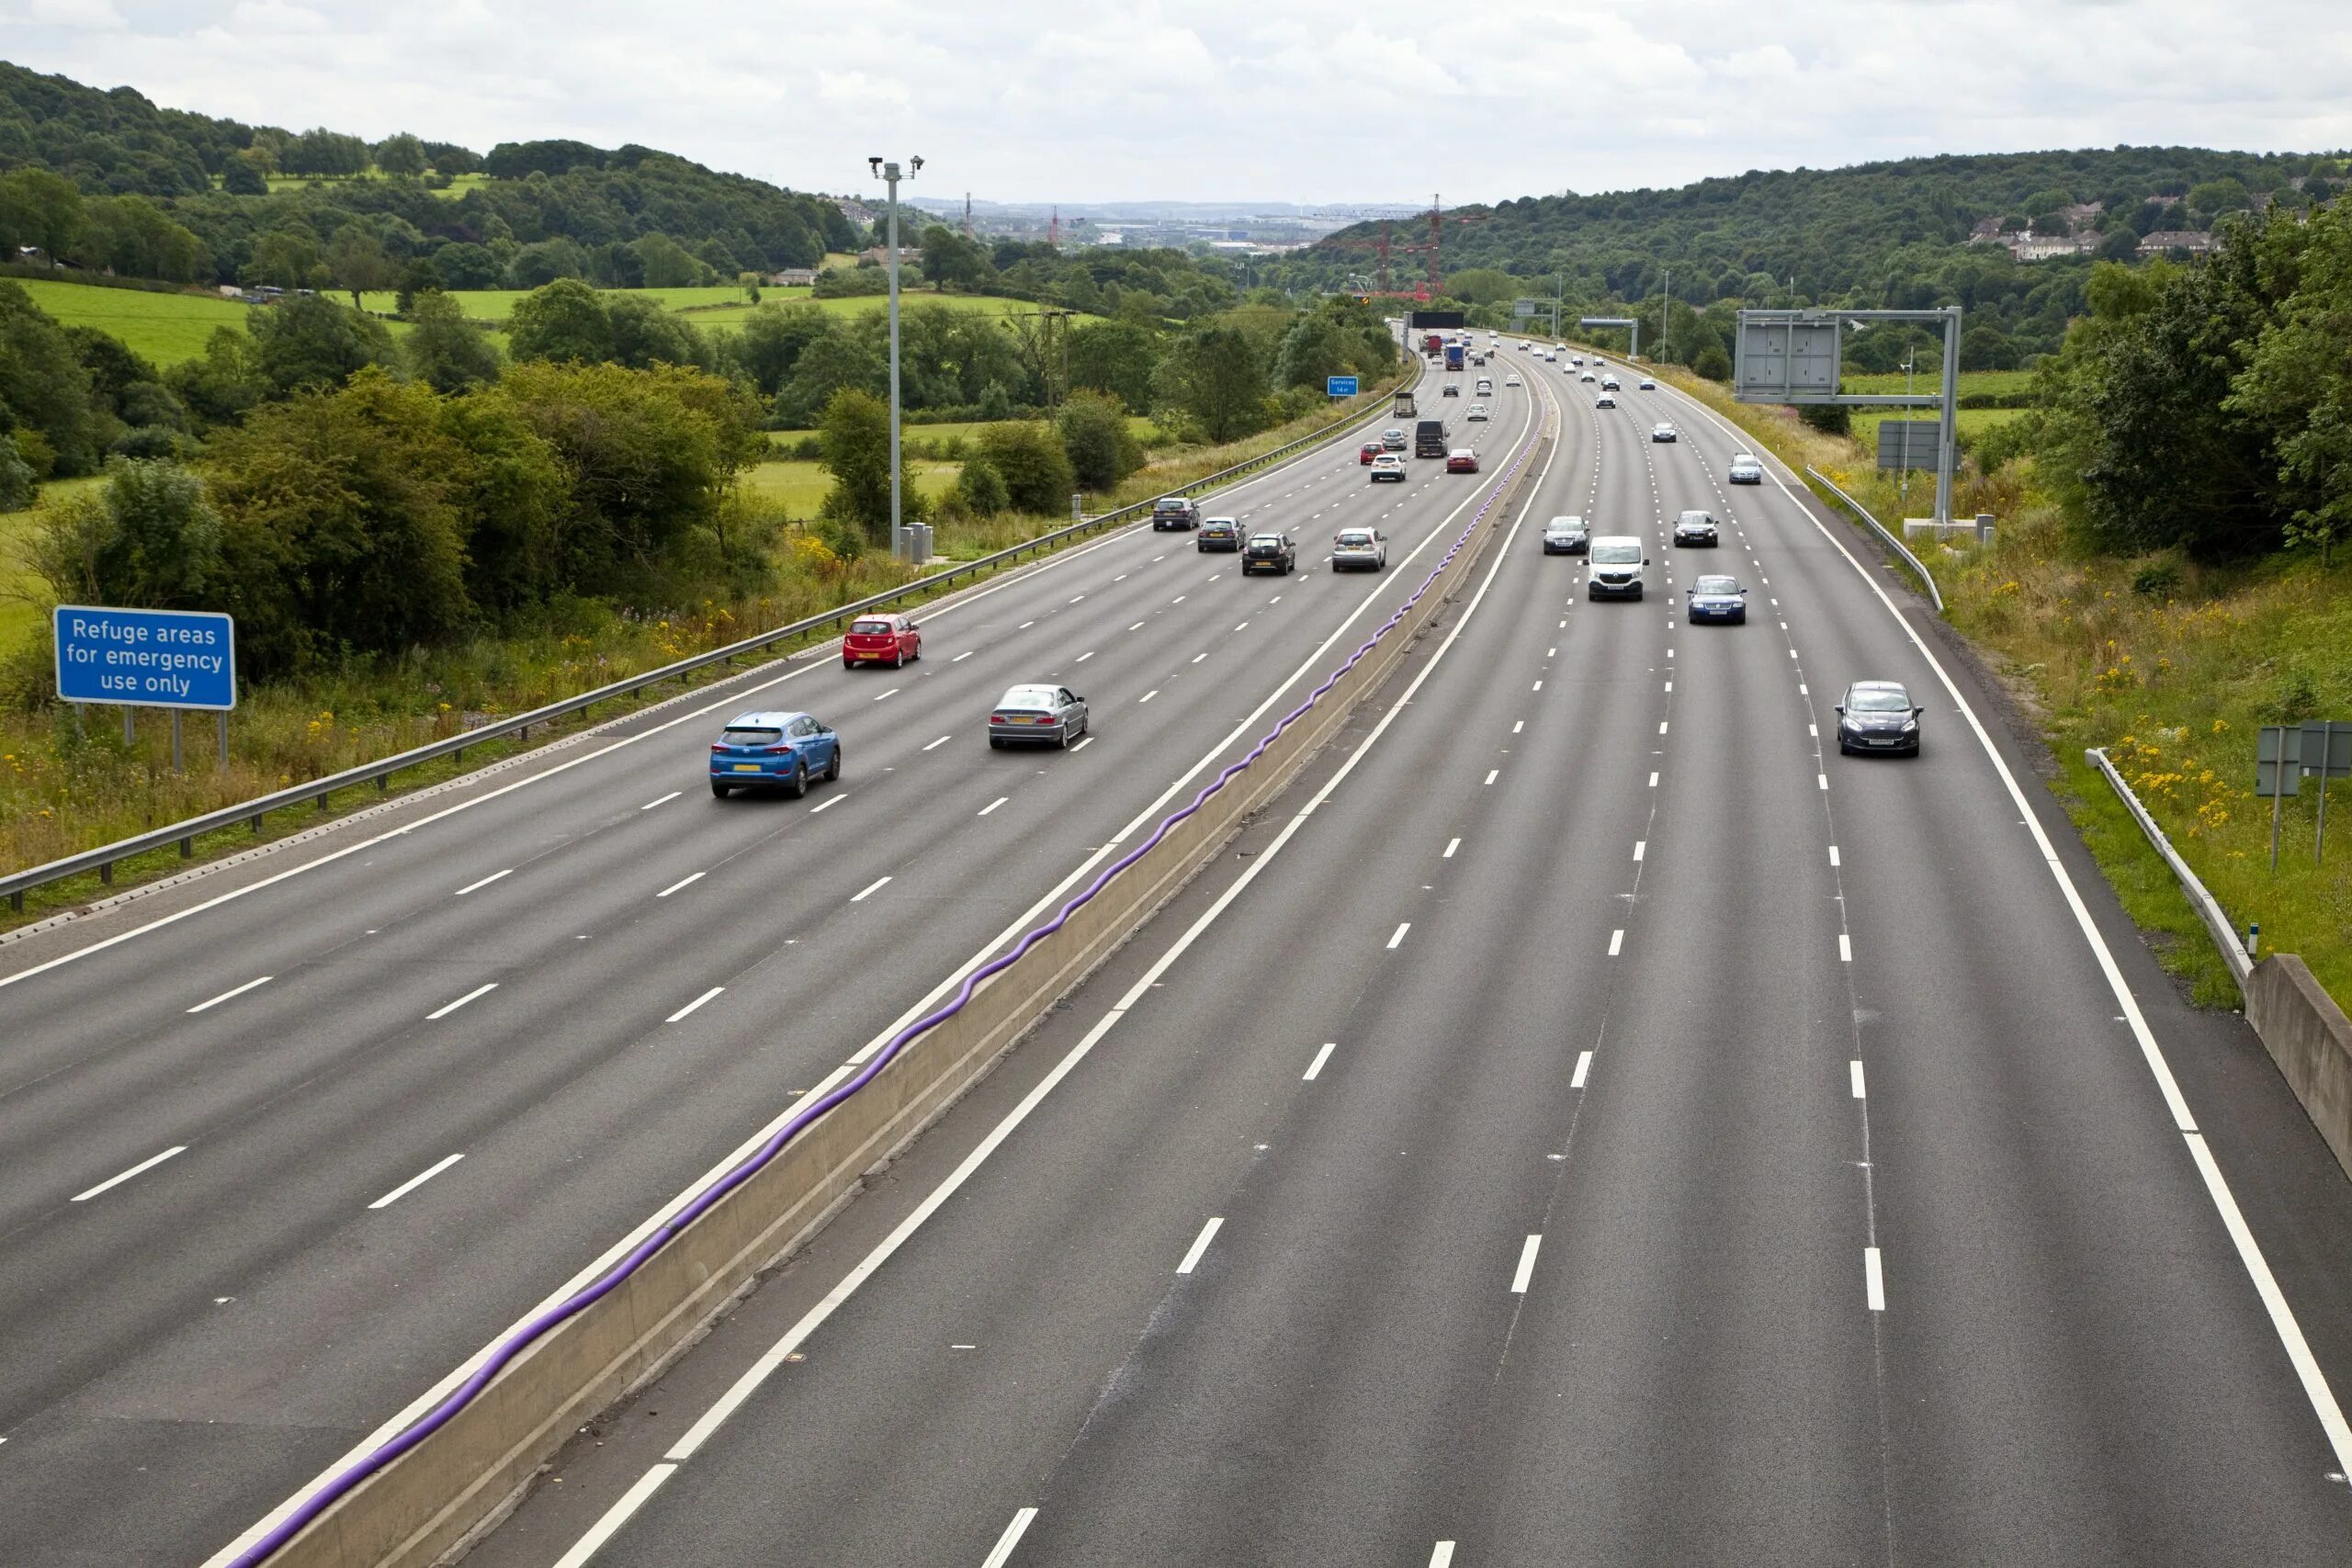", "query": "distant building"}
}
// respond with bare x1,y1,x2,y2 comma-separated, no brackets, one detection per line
855,245,922,267
834,198,876,227
2010,230,2098,261
767,267,819,287
1096,230,1126,247
2139,230,2219,256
